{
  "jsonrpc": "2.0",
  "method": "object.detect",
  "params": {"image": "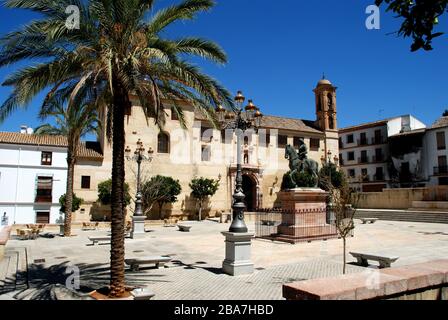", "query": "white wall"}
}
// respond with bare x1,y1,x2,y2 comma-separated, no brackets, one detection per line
424,128,448,185
0,143,67,225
